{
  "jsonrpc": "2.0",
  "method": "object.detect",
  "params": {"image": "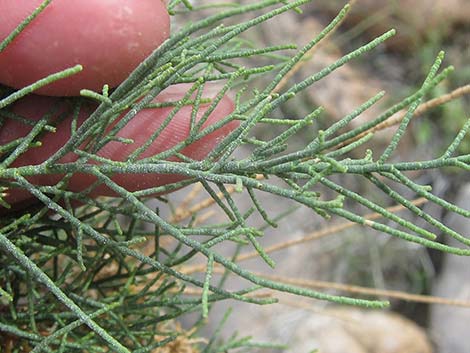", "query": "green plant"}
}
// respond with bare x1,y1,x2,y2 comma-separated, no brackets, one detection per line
1,1,470,351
